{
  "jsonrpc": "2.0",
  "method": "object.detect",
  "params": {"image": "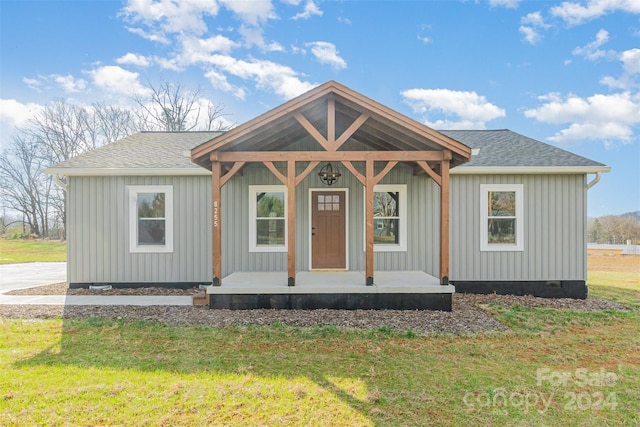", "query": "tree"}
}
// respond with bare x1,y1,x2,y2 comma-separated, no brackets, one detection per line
134,80,231,132
588,214,640,244
0,134,52,237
